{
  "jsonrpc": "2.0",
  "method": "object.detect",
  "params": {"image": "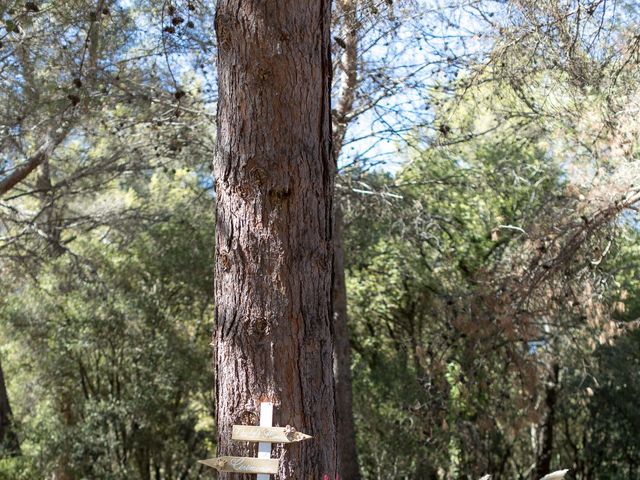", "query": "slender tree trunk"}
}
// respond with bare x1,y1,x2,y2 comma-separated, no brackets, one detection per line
0,357,20,456
332,205,360,480
331,1,360,477
213,1,337,479
332,0,358,158
35,163,77,480
533,363,559,480
36,158,66,256
52,389,76,480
